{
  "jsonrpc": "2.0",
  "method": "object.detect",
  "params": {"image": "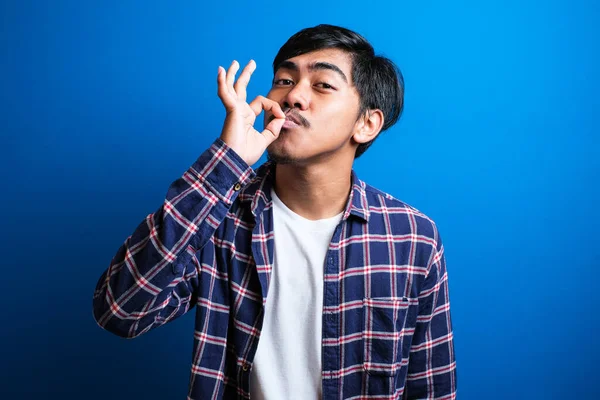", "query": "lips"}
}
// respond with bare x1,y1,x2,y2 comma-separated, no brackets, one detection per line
267,109,306,130
284,111,302,126
282,119,300,129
